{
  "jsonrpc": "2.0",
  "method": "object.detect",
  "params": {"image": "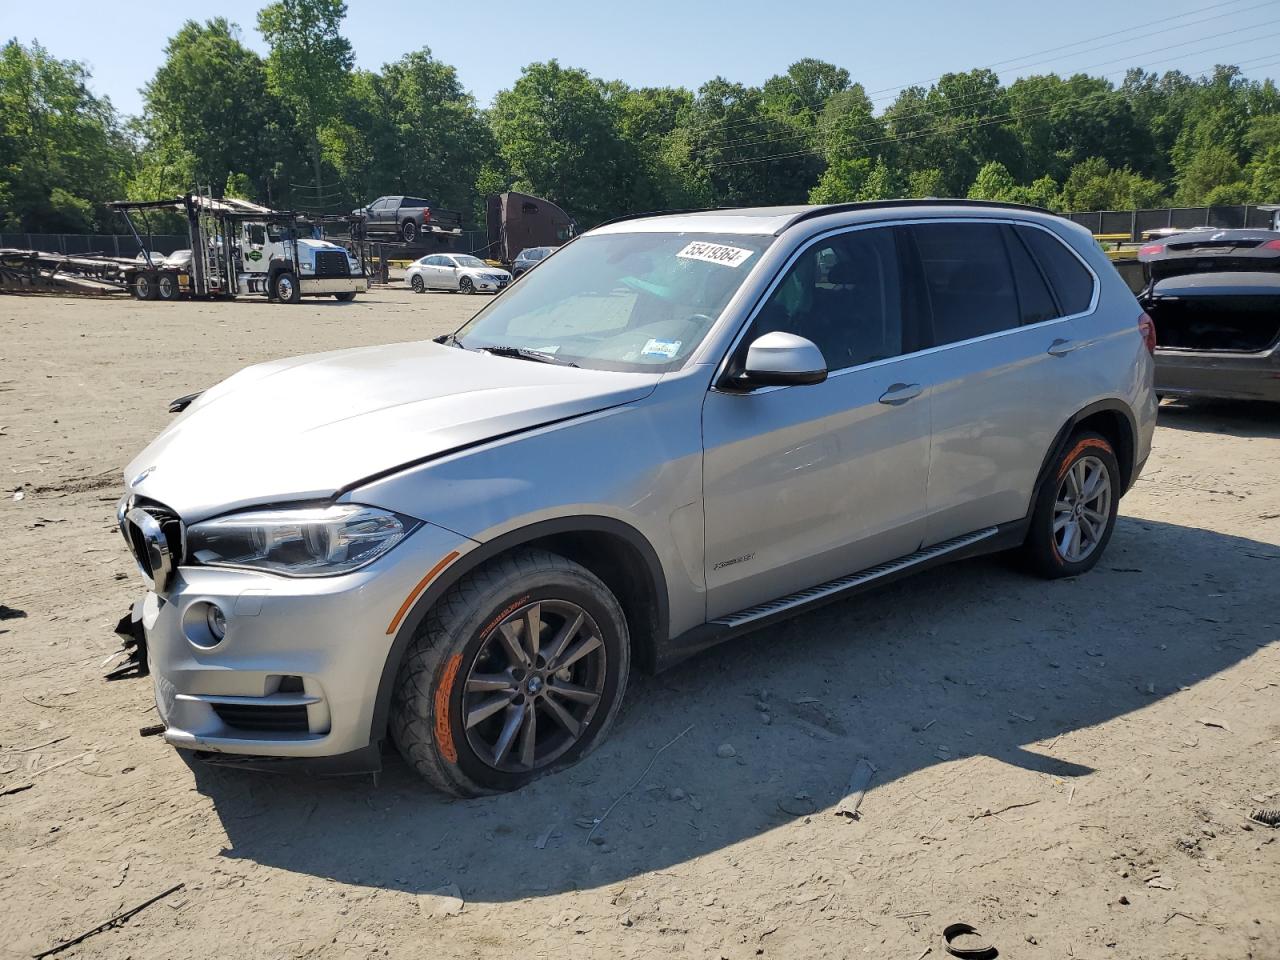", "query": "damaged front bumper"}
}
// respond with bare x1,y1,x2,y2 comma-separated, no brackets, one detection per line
112,520,474,774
